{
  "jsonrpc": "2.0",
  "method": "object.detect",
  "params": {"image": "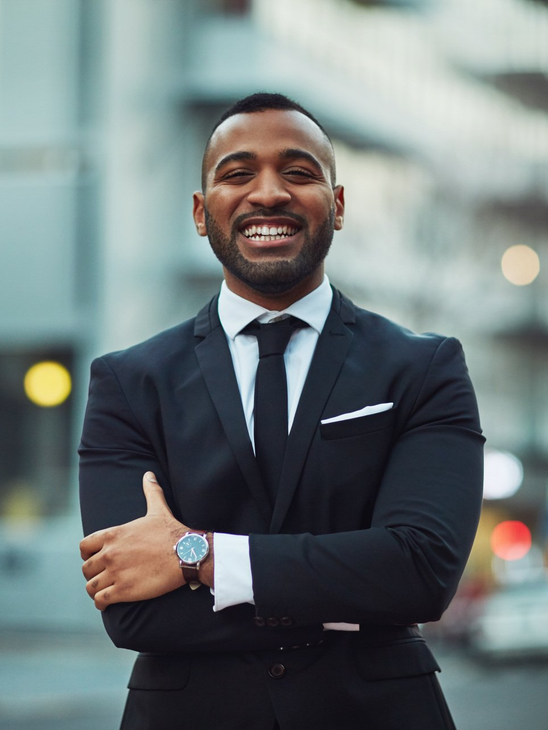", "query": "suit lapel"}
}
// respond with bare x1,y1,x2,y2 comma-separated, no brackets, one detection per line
270,290,356,533
194,298,273,523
